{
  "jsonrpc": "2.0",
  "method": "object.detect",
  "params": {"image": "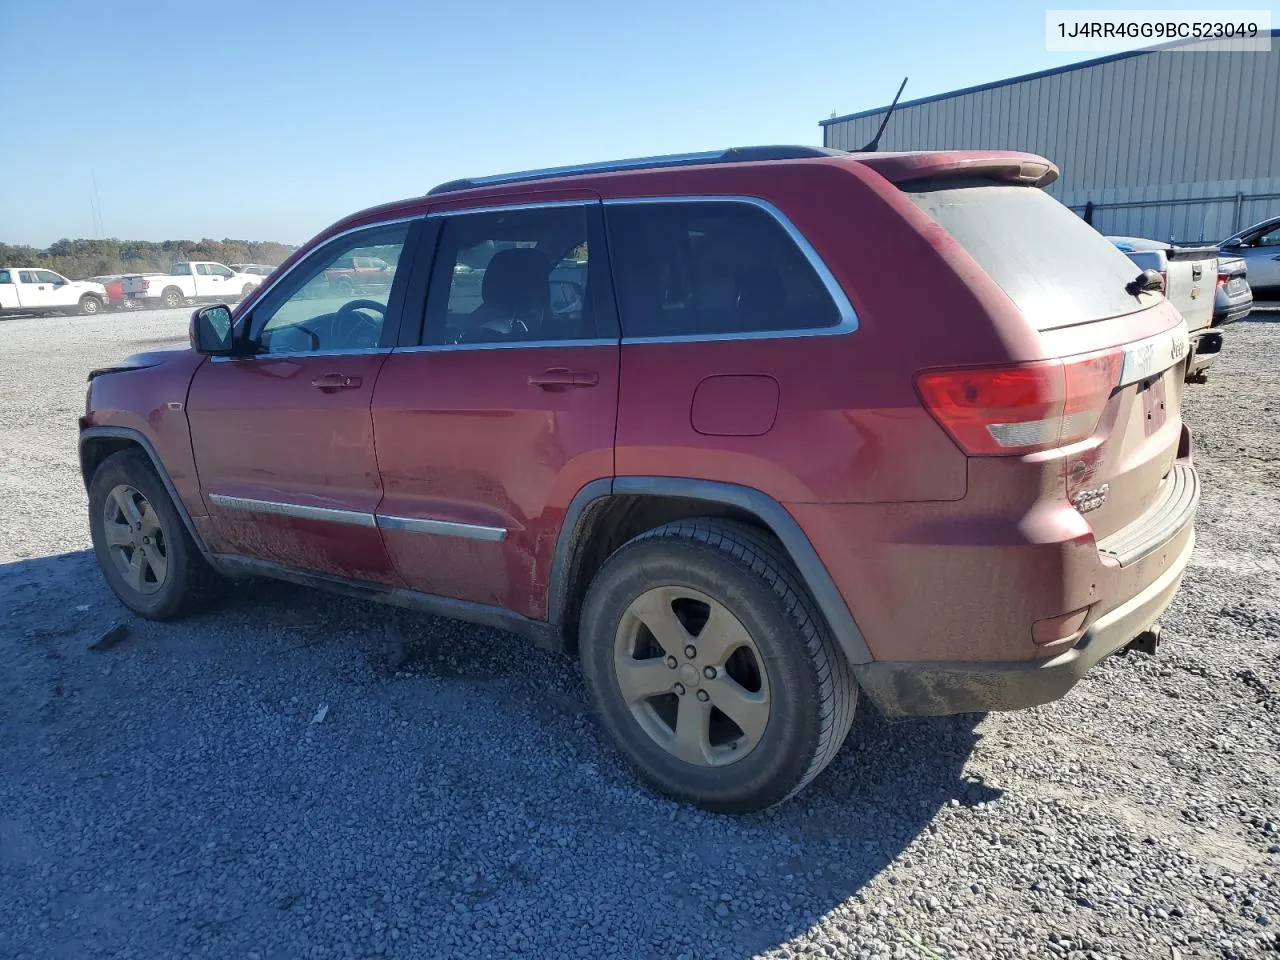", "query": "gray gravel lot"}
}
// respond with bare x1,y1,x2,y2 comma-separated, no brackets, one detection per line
1,306,1278,960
